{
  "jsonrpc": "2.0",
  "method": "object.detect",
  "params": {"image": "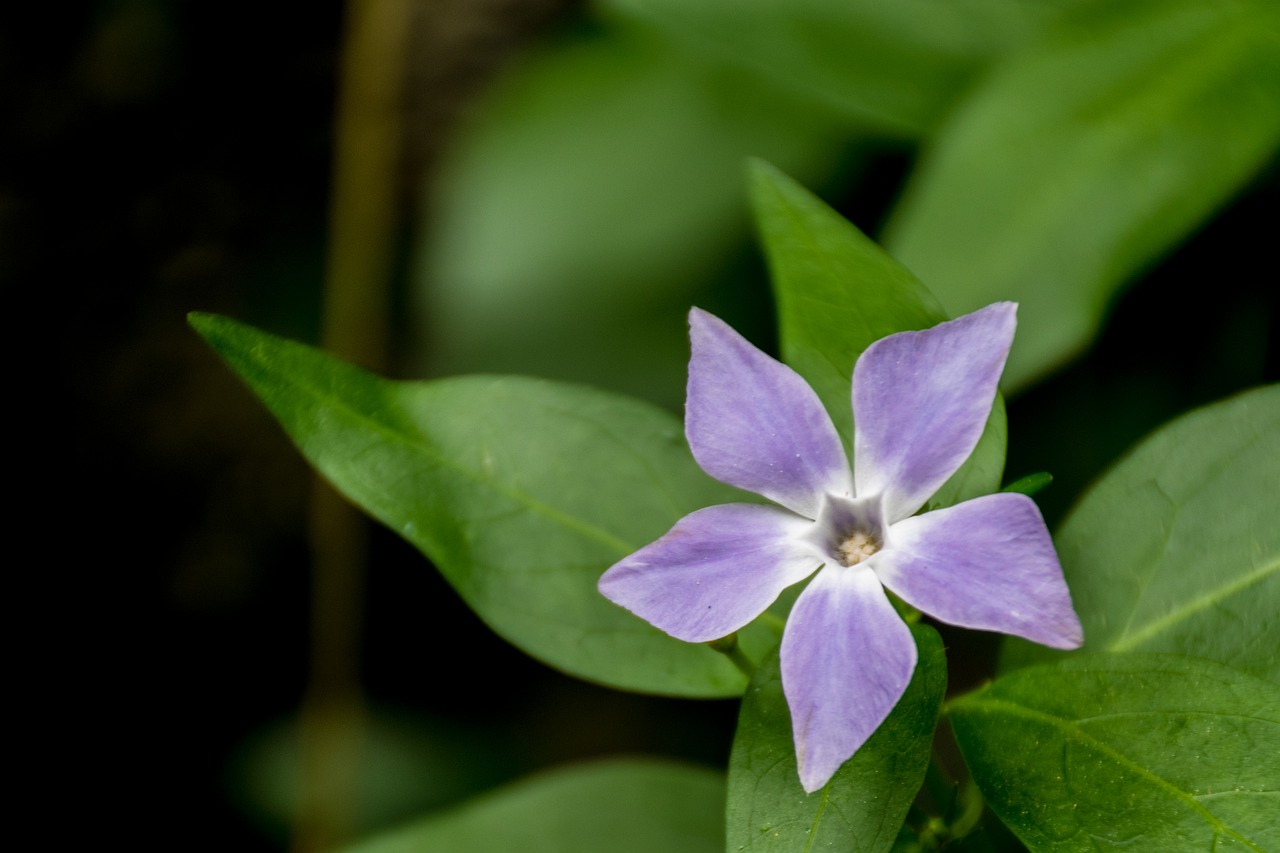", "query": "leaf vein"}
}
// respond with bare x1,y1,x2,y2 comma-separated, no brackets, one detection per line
964,697,1268,851
1111,555,1280,652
